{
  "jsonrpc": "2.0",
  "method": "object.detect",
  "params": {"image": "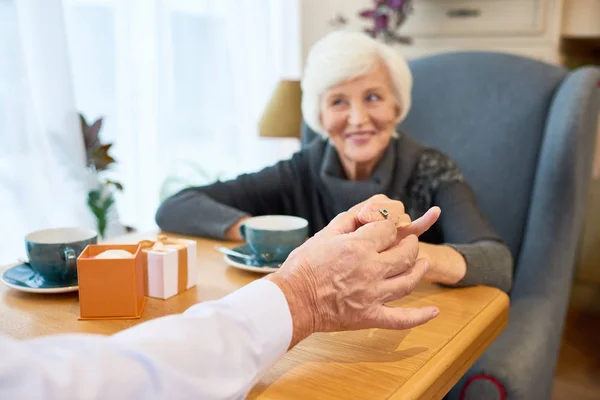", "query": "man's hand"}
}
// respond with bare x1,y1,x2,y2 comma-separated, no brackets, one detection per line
266,208,440,348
